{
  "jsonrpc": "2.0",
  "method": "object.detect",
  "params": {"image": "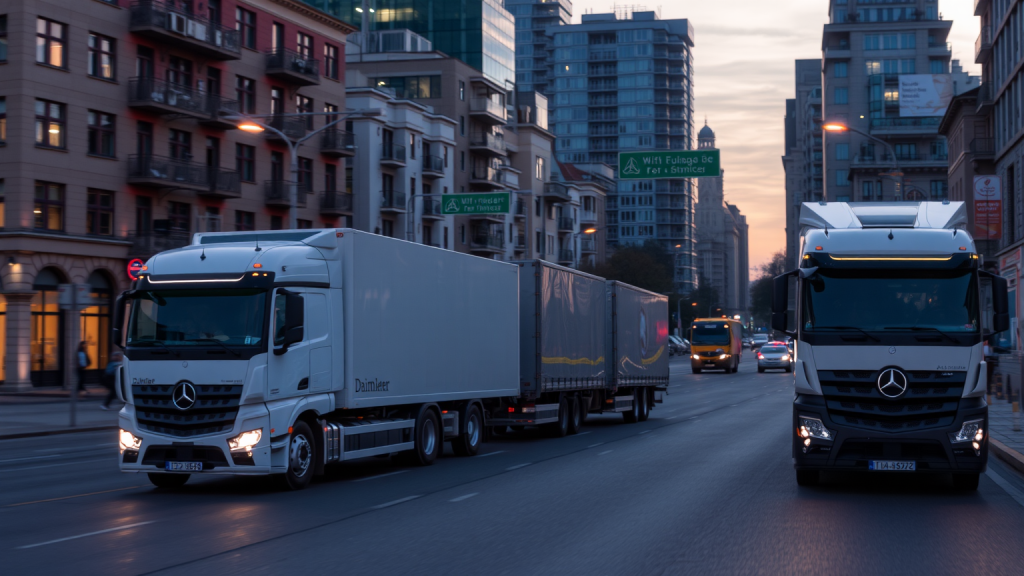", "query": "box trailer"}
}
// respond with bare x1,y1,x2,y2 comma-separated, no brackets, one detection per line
604,280,670,418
